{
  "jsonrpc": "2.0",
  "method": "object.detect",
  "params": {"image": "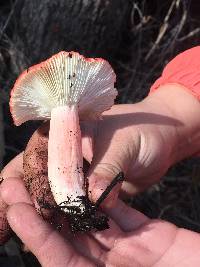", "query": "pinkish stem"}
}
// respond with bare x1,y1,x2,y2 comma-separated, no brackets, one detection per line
48,105,85,209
